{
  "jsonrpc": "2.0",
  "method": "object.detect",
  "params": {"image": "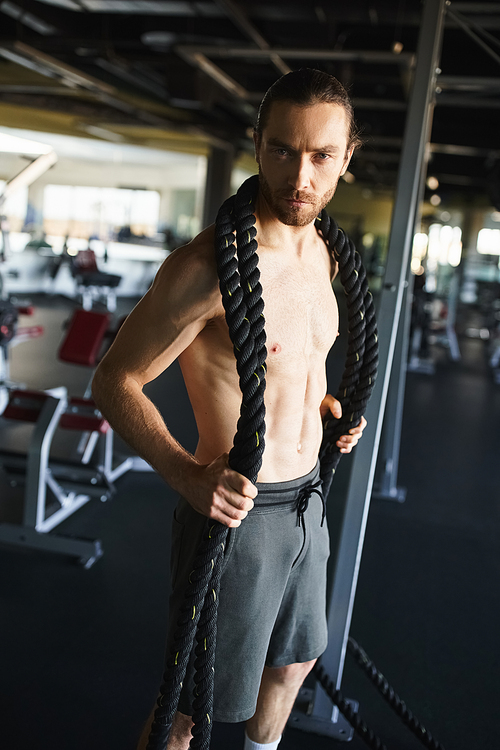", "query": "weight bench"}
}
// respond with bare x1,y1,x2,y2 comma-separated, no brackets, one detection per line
0,309,134,567
71,249,121,312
